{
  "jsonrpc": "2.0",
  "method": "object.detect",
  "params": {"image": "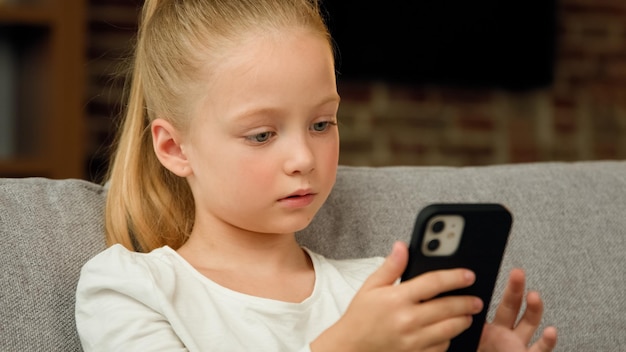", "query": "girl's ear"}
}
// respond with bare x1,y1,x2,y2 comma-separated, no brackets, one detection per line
151,118,192,177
